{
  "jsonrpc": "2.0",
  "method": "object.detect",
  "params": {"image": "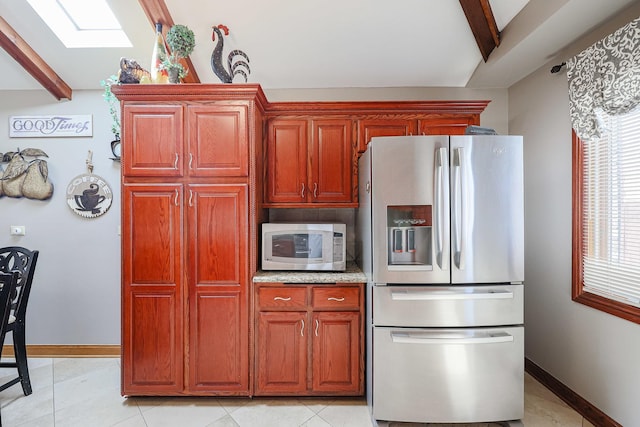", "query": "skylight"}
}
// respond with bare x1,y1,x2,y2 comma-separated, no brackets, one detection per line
27,0,132,48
